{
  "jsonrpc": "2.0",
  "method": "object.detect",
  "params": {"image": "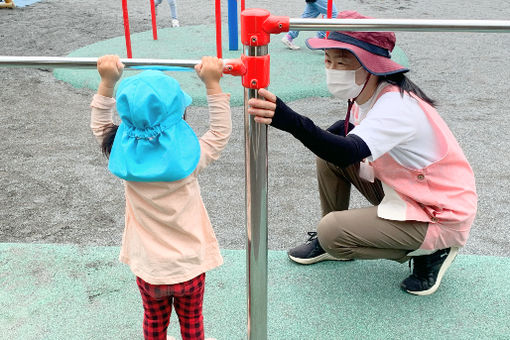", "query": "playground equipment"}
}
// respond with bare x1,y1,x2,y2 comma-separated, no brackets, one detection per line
121,0,246,59
0,0,15,9
2,10,510,340
0,56,202,69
